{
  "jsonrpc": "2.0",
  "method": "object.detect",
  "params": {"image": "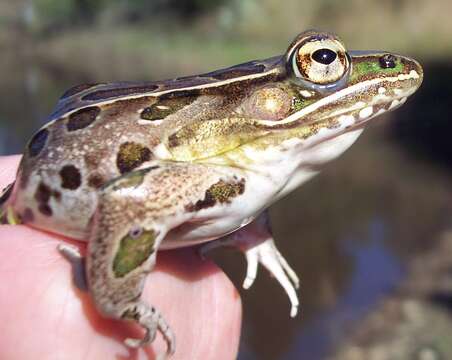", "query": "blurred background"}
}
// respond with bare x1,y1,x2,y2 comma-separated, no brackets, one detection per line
1,0,452,359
